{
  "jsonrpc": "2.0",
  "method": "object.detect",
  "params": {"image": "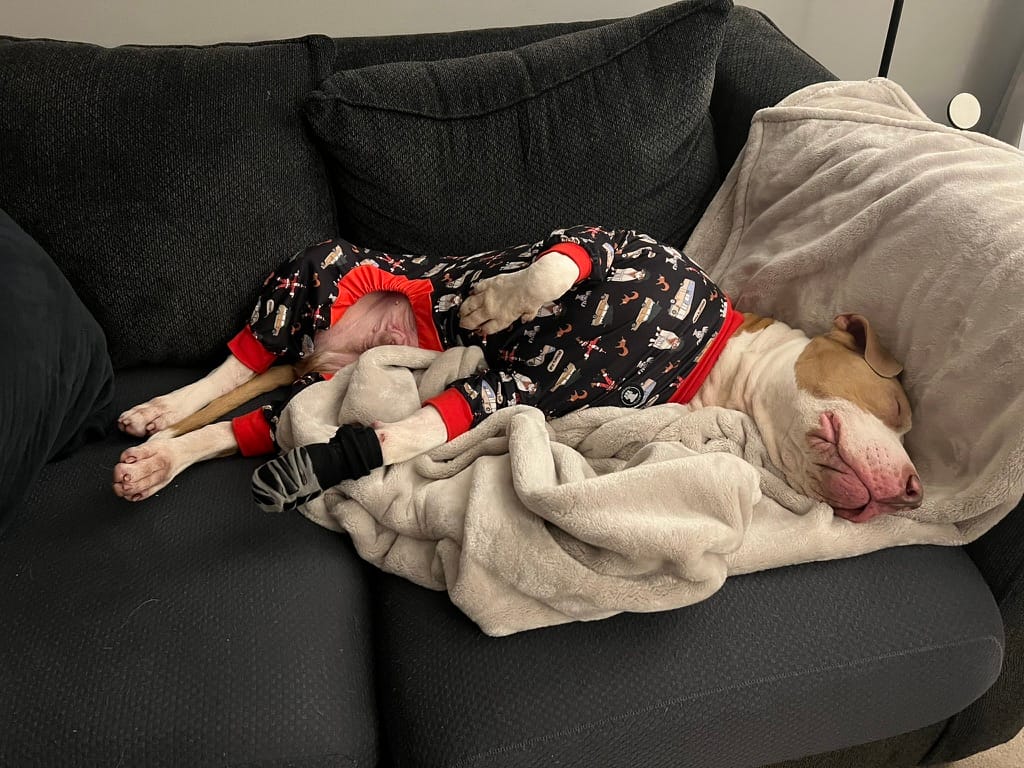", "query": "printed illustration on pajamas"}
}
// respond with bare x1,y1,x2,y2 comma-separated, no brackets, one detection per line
225,225,743,456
